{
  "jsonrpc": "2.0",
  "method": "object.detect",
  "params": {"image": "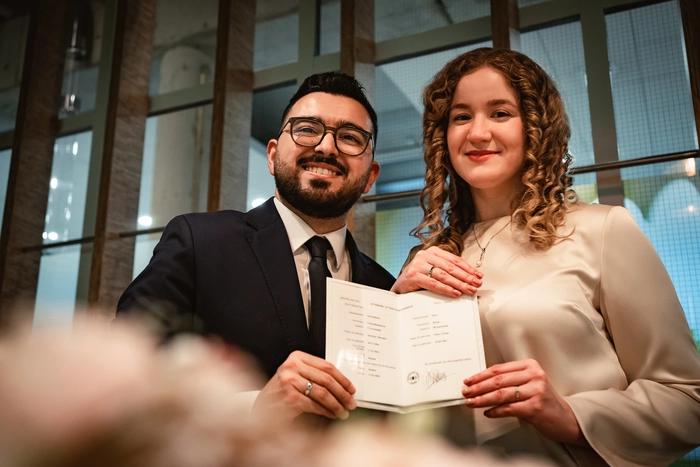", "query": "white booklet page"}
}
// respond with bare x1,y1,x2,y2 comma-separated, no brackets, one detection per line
325,278,485,413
